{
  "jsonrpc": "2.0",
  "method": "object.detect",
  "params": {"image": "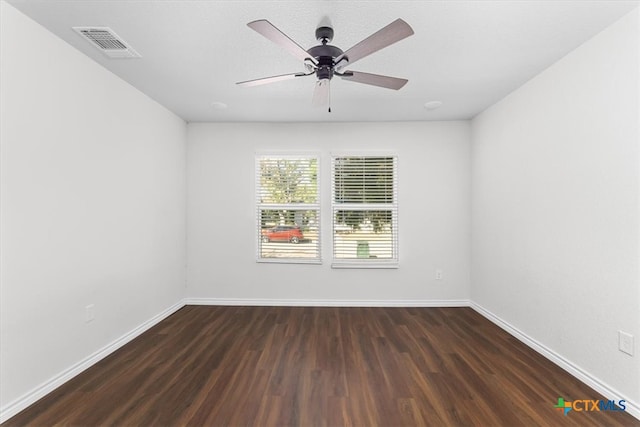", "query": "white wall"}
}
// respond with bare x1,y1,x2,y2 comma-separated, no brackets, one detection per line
471,7,639,407
188,122,470,303
0,1,187,413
